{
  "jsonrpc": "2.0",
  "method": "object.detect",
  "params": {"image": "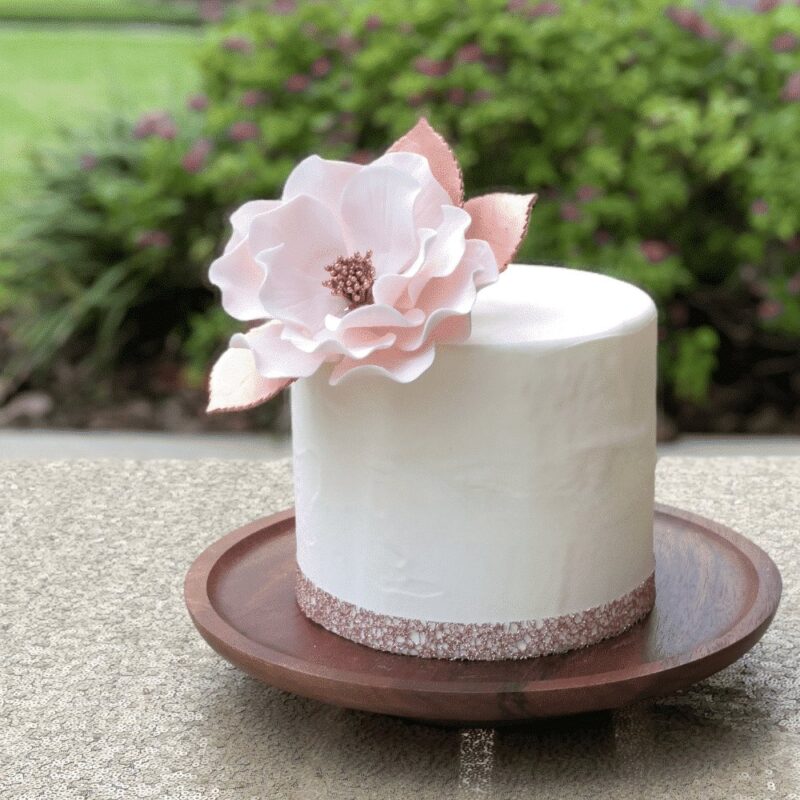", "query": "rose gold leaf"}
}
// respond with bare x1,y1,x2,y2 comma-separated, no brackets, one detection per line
464,193,538,272
387,117,463,206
